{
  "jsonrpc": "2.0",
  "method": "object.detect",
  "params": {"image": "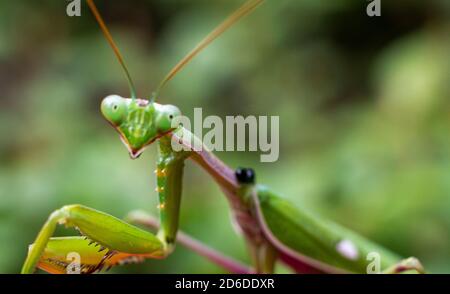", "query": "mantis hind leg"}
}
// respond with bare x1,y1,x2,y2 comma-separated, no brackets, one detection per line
21,204,168,274
127,210,252,274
